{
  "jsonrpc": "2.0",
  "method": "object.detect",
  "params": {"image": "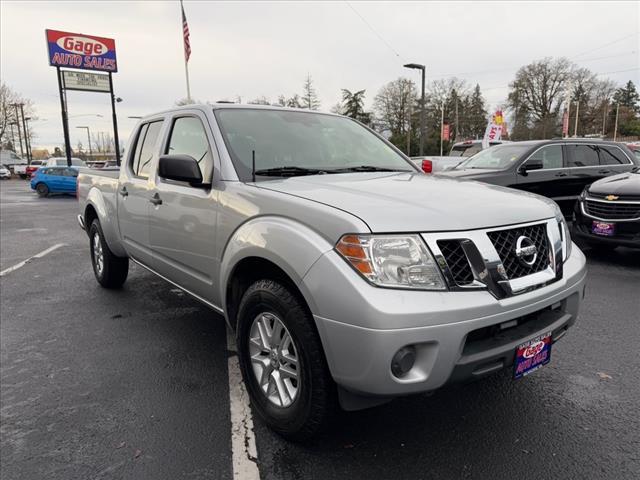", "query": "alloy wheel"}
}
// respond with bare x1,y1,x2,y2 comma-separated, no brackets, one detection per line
248,312,300,408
